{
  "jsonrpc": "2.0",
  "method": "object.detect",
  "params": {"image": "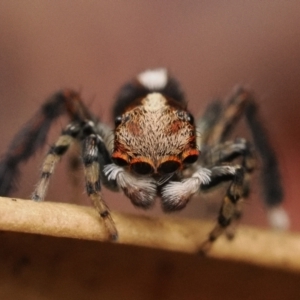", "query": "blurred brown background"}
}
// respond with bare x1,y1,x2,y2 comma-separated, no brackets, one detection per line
0,1,299,230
